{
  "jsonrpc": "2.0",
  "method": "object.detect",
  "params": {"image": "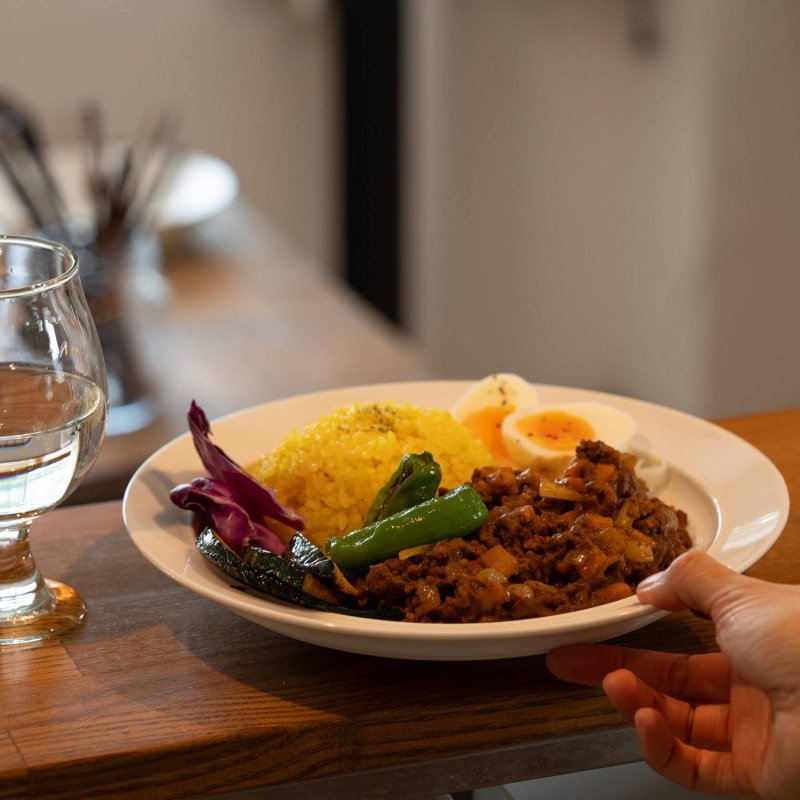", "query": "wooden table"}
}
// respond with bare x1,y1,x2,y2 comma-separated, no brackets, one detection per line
2,407,798,799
